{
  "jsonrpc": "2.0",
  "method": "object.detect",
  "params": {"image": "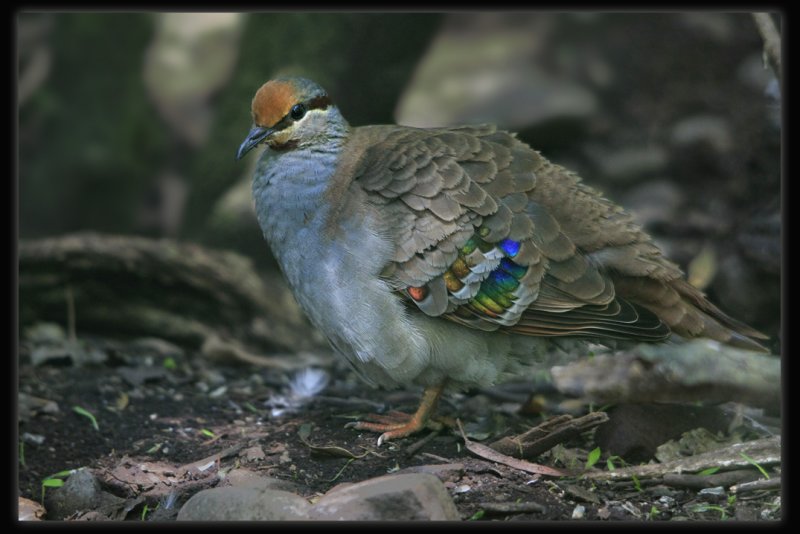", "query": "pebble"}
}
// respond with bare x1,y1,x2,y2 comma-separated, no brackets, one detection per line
670,115,732,153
